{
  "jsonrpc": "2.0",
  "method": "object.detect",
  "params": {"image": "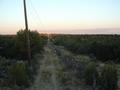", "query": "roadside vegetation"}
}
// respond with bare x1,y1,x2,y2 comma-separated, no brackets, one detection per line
52,34,120,90
0,30,47,89
52,35,120,63
0,33,119,90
